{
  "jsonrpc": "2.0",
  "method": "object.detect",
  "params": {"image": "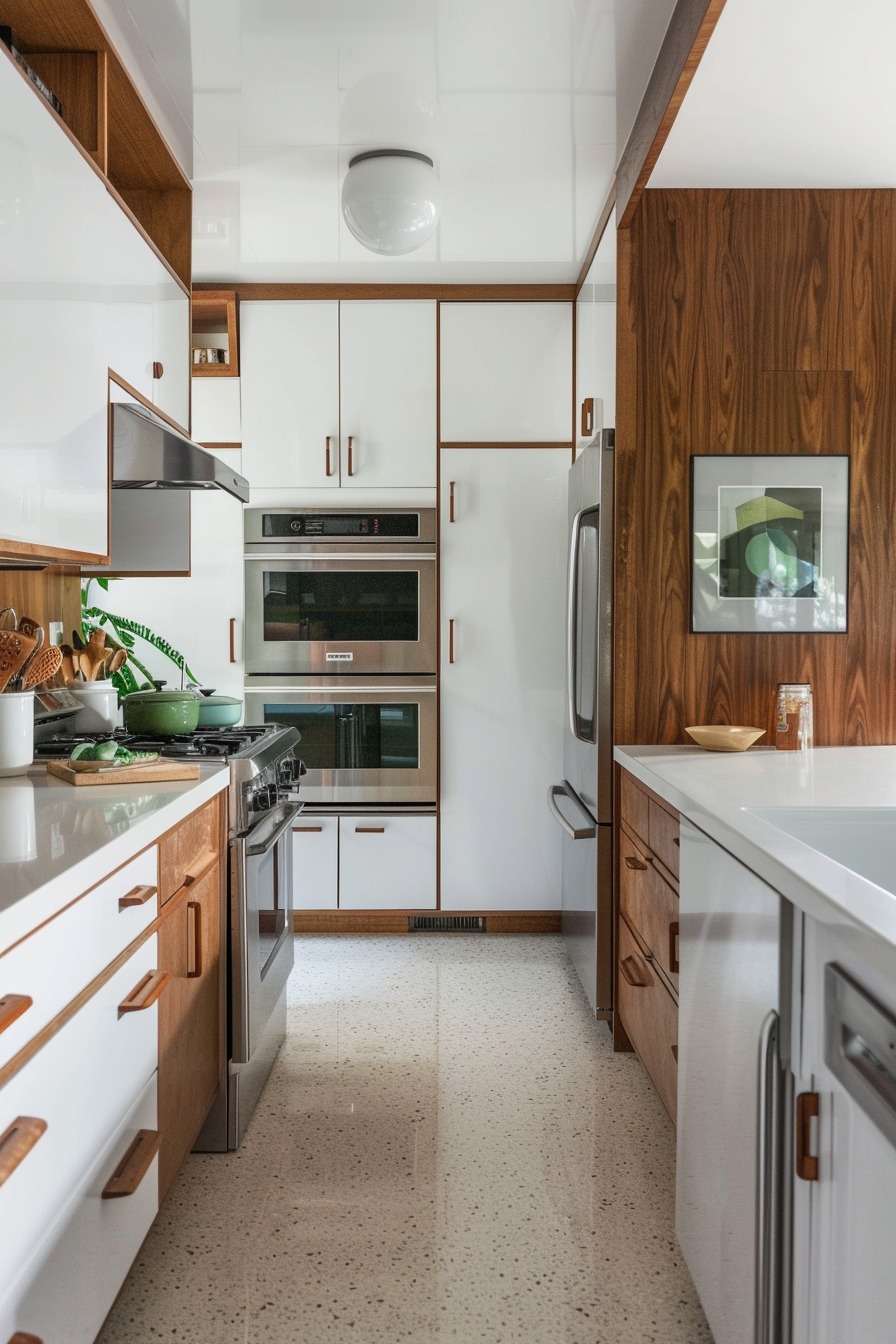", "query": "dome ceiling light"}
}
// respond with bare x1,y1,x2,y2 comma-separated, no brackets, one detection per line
341,149,441,256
